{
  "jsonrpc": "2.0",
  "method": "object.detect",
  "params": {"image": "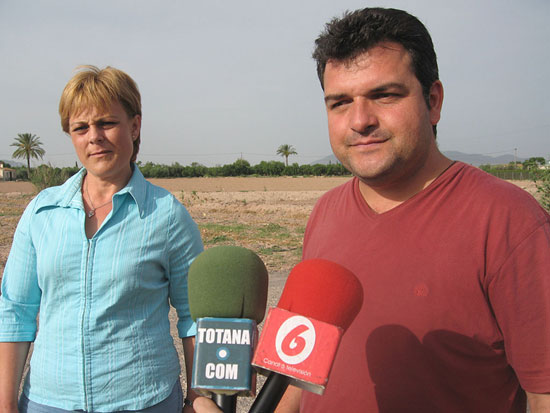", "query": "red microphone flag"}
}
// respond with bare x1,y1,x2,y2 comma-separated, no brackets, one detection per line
252,259,363,394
